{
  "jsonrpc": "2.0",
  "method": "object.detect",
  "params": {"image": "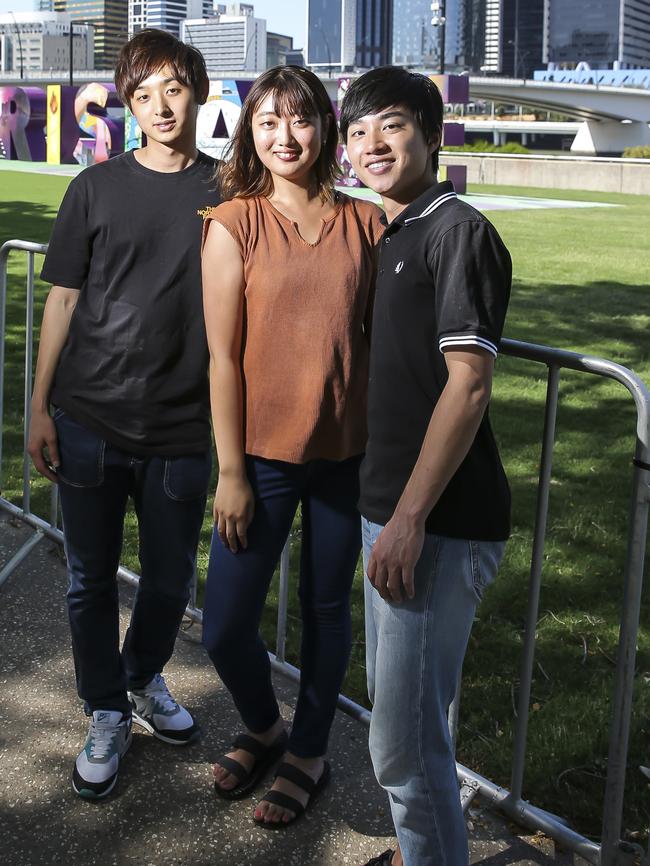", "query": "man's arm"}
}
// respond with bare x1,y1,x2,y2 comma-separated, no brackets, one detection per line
367,347,493,602
27,286,80,482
